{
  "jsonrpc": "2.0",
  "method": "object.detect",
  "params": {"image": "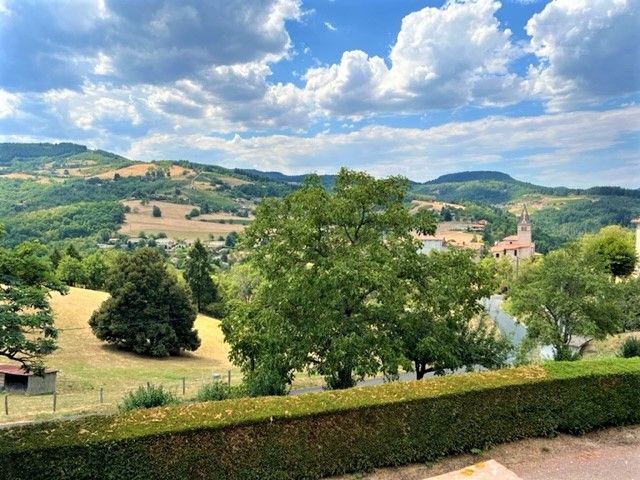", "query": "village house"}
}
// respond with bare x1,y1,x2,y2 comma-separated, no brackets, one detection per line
155,238,176,250
491,205,535,262
469,219,488,232
417,235,448,255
